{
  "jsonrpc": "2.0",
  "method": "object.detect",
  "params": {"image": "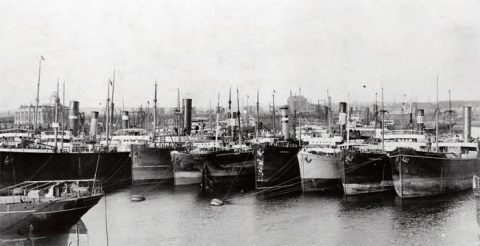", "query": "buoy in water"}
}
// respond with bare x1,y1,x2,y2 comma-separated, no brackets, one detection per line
209,198,224,206
130,195,146,202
